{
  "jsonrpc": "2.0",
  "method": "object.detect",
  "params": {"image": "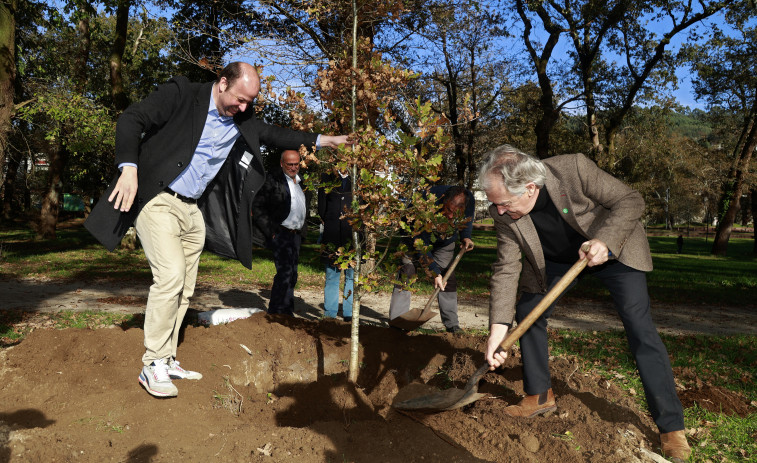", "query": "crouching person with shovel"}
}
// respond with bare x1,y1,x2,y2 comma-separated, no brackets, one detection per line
388,185,475,333
478,145,690,463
